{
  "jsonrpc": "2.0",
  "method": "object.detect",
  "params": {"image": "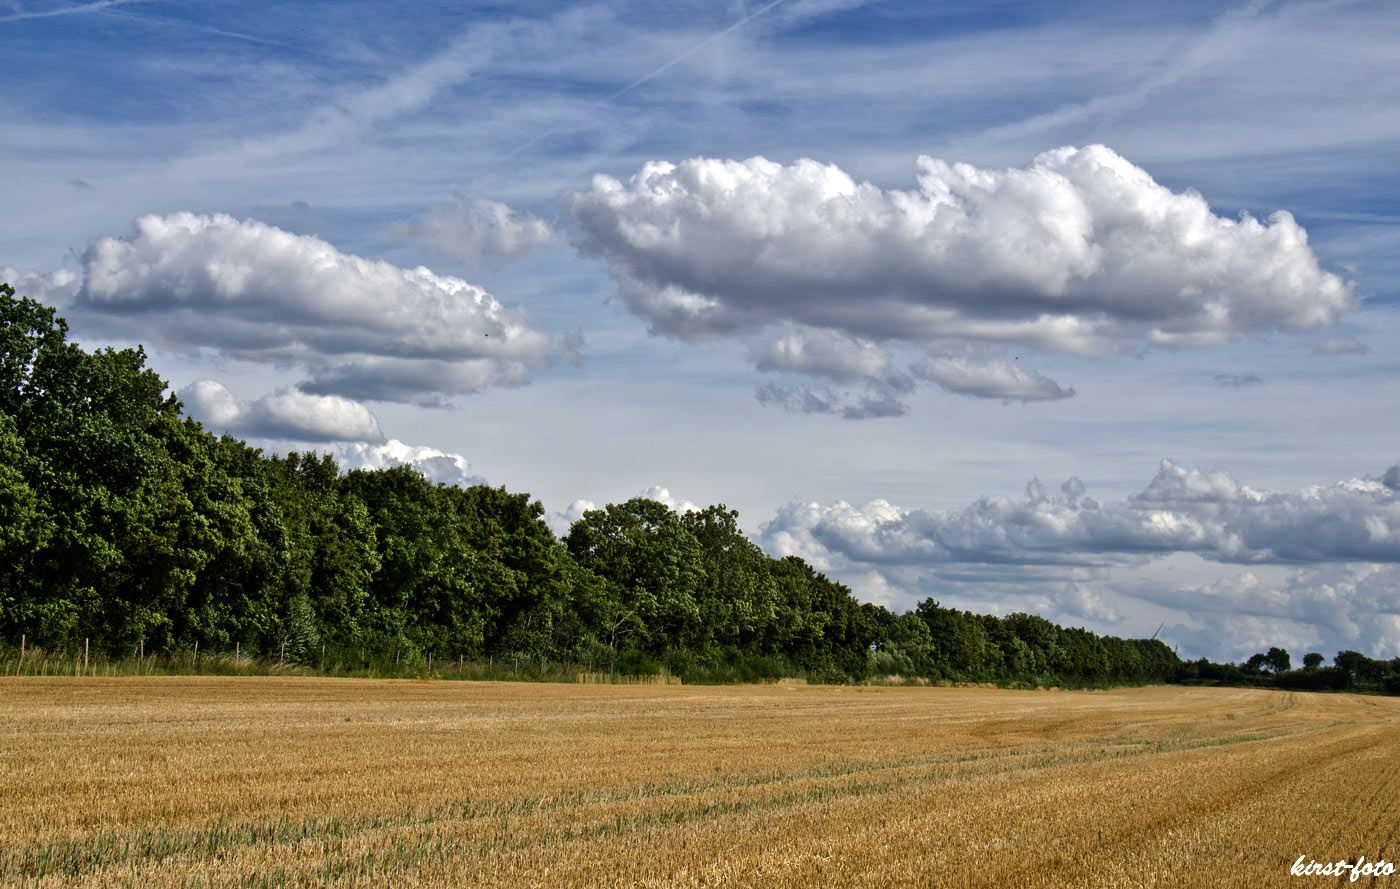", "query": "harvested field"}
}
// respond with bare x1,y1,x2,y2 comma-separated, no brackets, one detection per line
1,679,1396,887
